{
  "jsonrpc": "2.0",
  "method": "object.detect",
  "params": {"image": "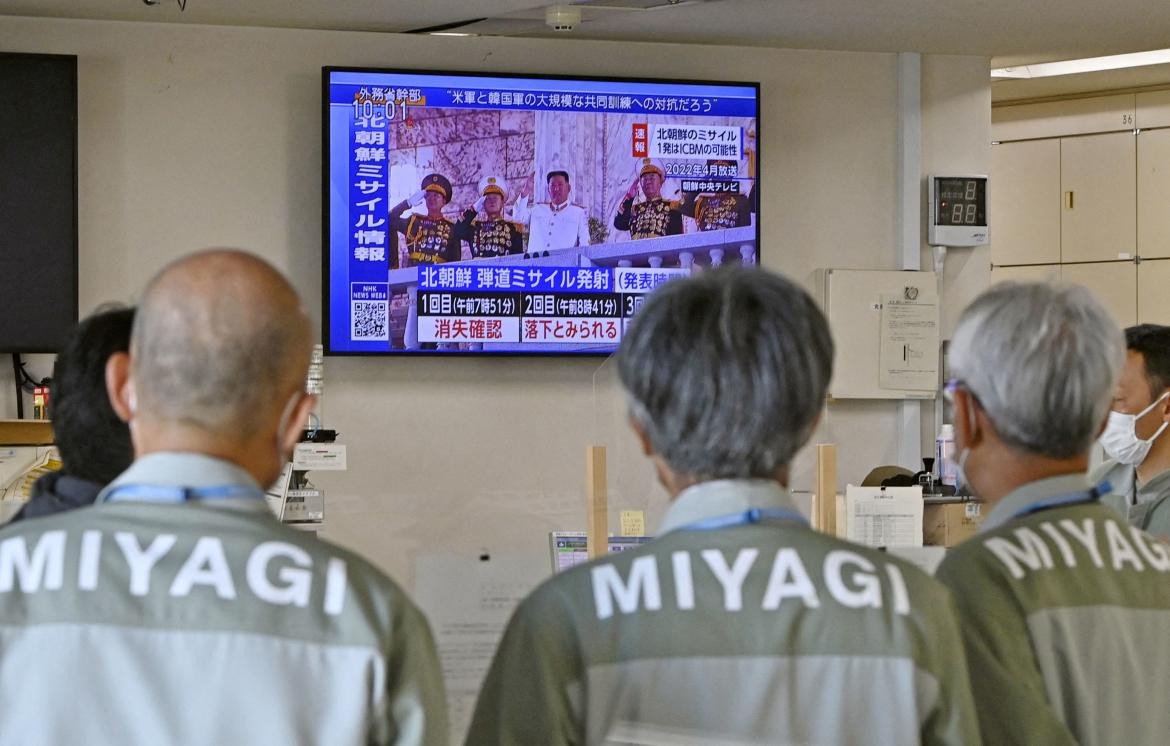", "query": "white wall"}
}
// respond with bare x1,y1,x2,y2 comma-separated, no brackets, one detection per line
0,16,990,587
